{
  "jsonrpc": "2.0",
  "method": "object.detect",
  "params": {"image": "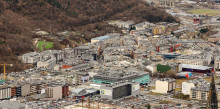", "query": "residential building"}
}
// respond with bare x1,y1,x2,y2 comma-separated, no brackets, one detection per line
215,56,220,75
72,72,89,85
30,84,37,95
72,46,90,56
152,78,175,94
45,85,62,99
158,0,178,8
21,84,31,97
11,86,16,97
208,36,220,43
62,85,69,98
190,86,209,101
16,86,22,97
182,79,209,95
0,86,11,100
182,81,195,95
37,55,56,68
22,52,41,64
